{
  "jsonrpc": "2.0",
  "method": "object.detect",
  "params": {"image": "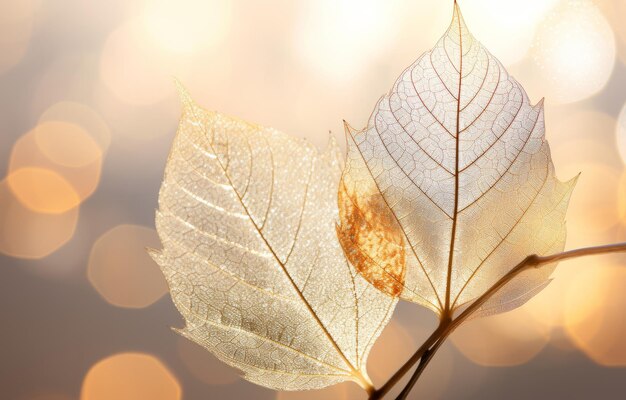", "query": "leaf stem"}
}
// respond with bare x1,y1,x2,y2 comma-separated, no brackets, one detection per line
373,242,626,399
369,319,450,400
